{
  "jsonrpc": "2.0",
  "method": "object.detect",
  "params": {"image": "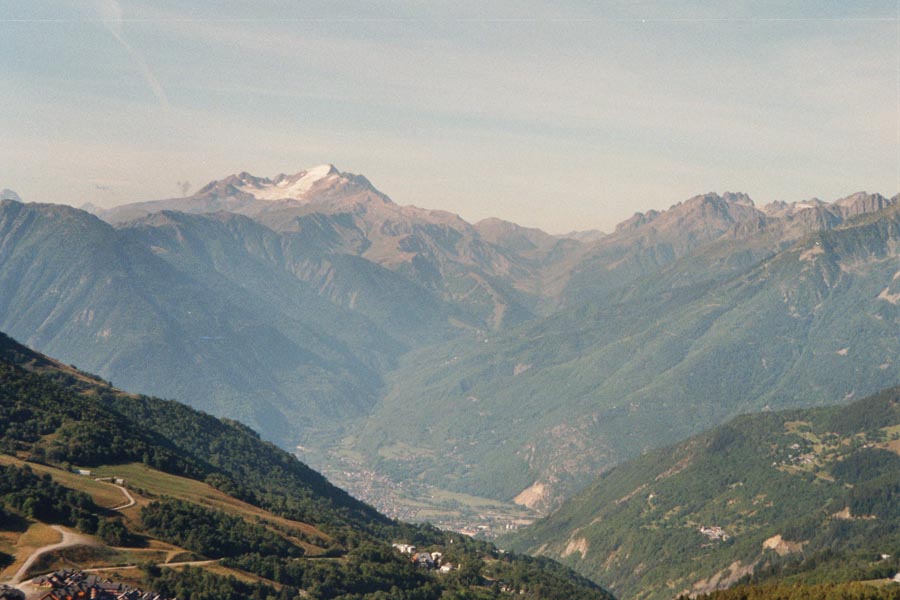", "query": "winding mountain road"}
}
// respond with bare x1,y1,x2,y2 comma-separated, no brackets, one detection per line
11,526,98,584
82,559,219,573
7,478,216,596
8,479,133,590
107,483,135,511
